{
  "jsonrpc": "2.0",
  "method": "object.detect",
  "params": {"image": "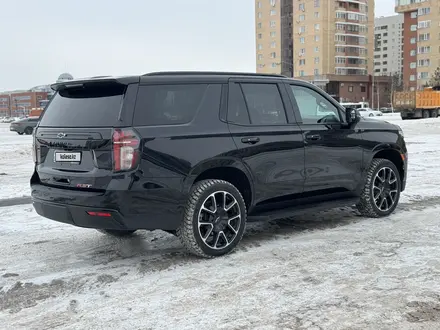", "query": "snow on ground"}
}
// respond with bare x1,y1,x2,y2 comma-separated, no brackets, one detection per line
1,117,440,329
0,124,33,200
